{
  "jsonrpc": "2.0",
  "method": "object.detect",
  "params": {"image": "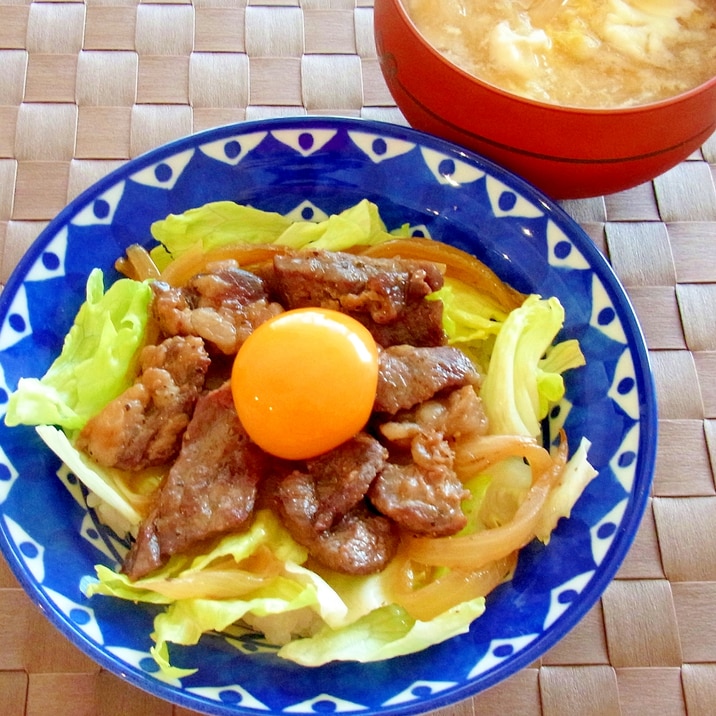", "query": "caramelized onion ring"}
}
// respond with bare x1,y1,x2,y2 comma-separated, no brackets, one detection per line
453,433,553,480
136,549,282,600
